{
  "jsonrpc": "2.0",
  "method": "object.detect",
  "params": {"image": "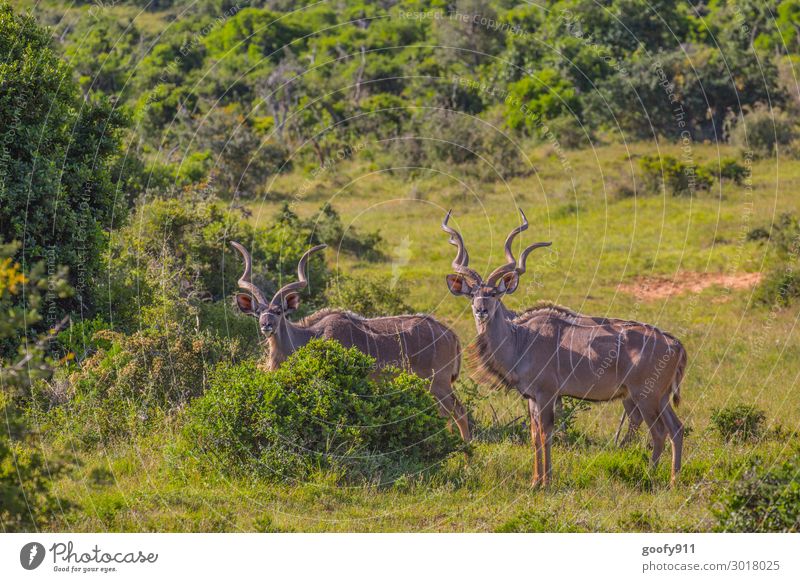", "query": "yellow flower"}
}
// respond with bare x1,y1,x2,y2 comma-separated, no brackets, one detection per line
0,258,28,296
